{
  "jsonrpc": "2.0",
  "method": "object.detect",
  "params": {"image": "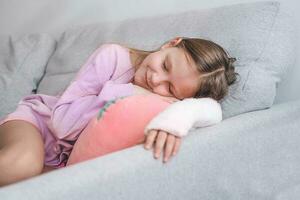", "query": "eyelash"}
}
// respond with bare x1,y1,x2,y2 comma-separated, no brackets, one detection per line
162,63,172,94
163,62,168,71
162,62,174,95
168,84,172,94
